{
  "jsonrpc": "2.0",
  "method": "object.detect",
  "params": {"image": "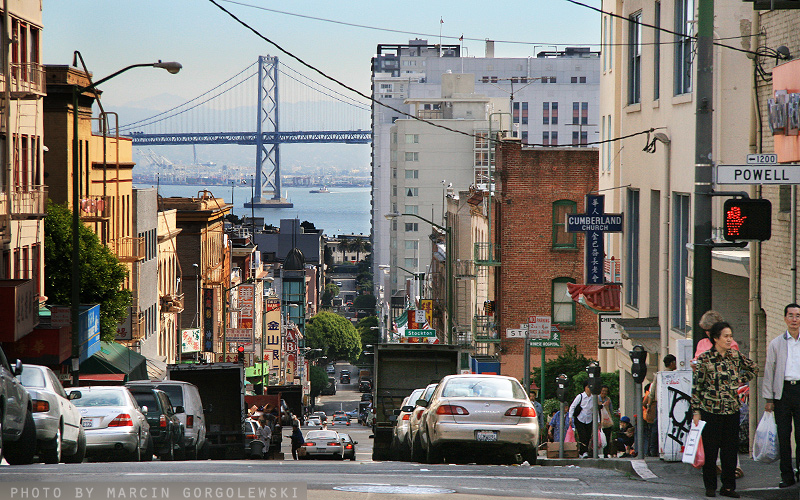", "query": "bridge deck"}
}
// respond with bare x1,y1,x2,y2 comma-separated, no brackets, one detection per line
129,131,372,145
